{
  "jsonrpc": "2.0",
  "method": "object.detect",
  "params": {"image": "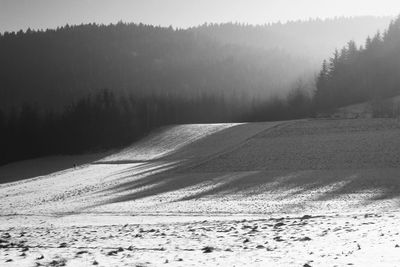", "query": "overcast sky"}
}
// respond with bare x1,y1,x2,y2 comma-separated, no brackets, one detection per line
1,0,399,32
